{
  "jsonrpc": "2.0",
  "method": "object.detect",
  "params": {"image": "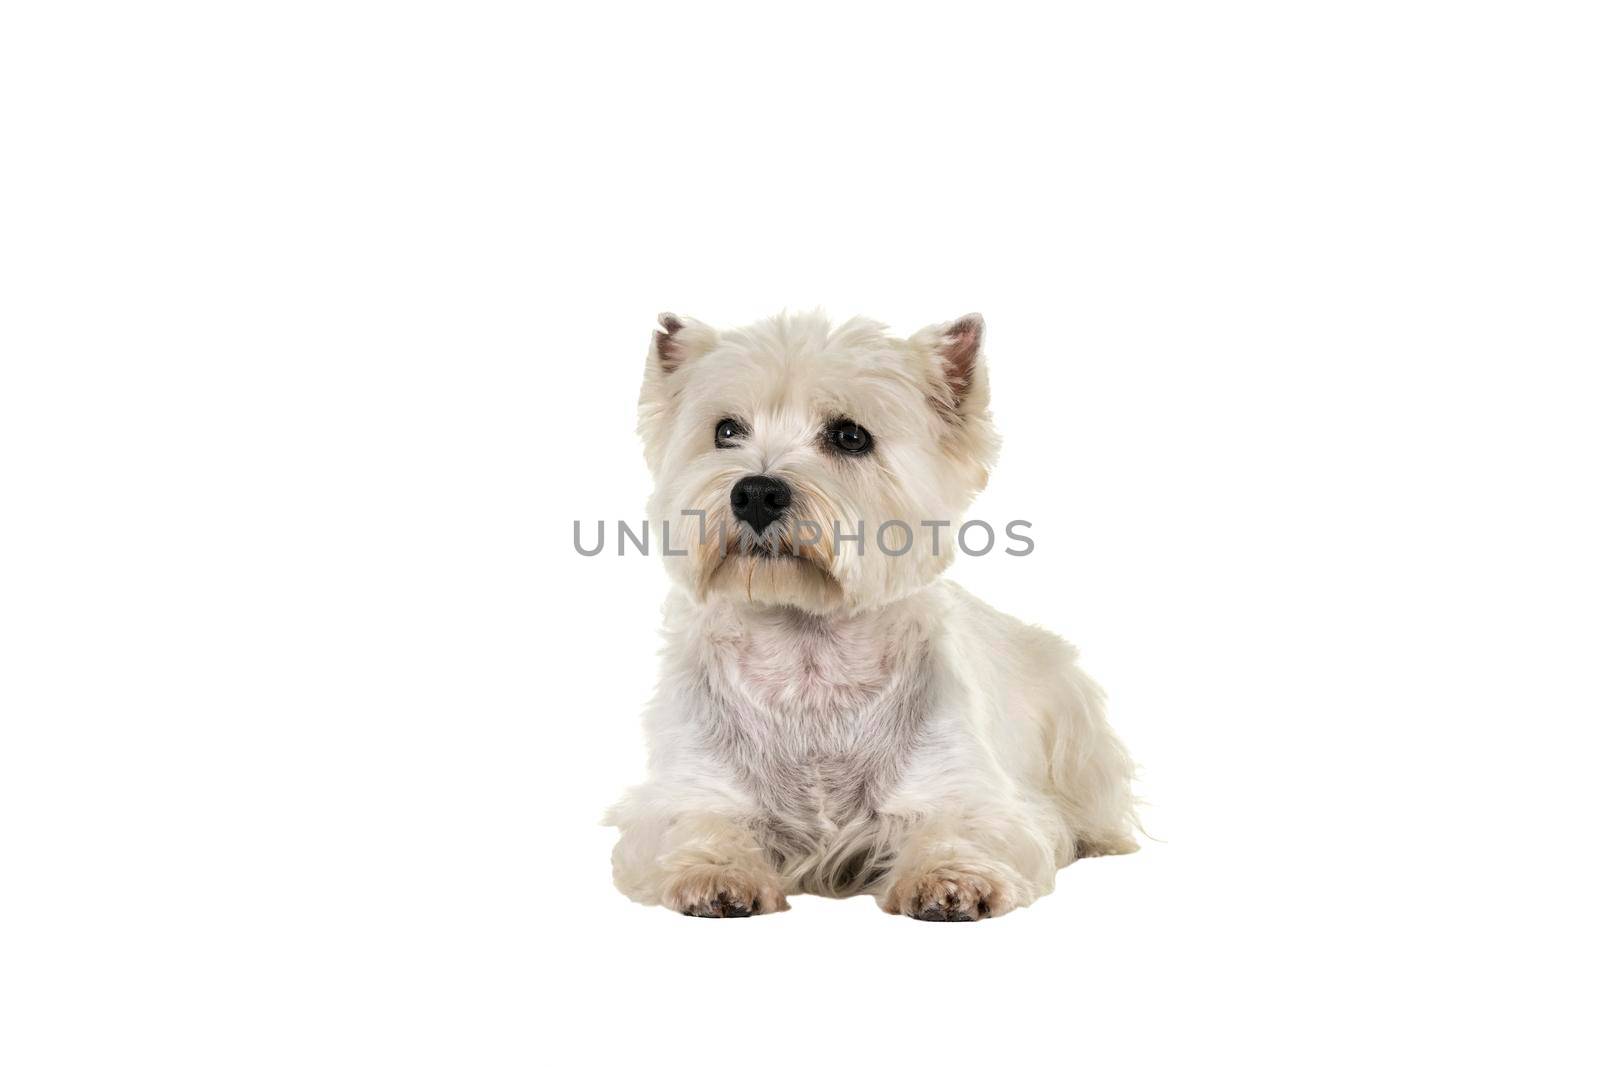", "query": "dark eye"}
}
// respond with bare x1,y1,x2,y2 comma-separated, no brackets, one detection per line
714,418,746,448
826,419,873,455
